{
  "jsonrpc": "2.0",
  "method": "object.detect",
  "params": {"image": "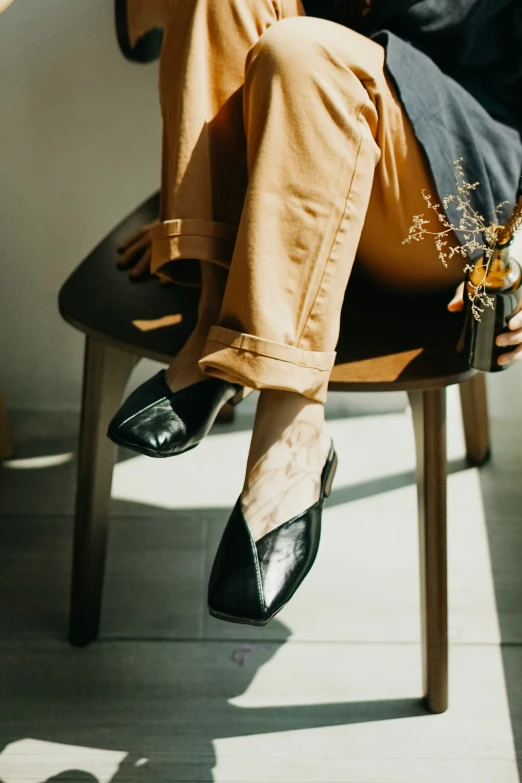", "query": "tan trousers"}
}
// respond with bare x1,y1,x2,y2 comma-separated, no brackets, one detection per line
152,0,463,402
